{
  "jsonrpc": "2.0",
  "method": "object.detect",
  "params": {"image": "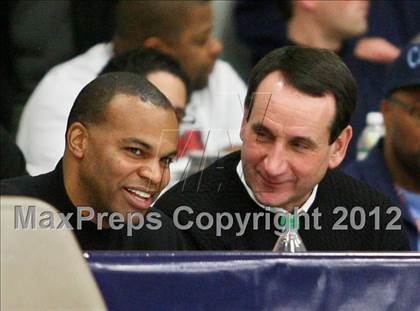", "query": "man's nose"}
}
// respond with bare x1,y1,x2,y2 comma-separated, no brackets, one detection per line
209,35,223,58
262,143,289,178
136,160,164,187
